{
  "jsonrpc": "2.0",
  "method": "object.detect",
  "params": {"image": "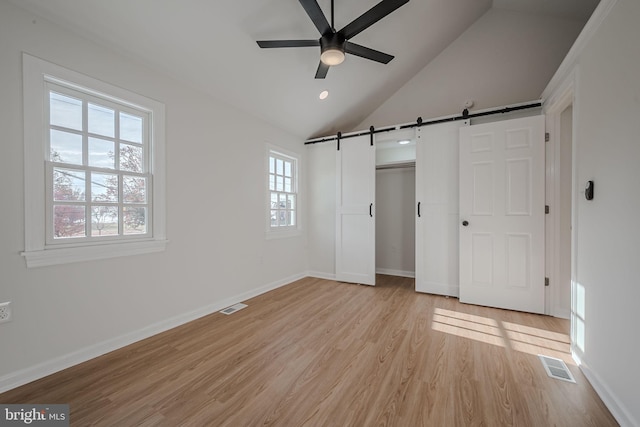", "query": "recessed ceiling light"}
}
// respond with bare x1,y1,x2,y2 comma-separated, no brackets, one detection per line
319,90,329,100
398,139,411,145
